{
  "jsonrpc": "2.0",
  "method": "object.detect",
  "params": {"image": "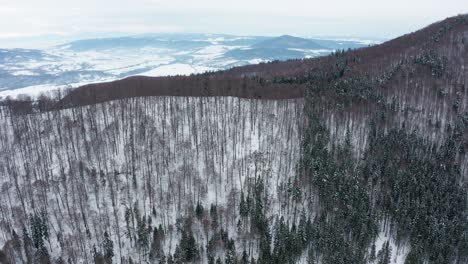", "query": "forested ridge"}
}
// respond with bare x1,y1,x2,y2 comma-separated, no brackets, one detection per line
0,14,467,264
